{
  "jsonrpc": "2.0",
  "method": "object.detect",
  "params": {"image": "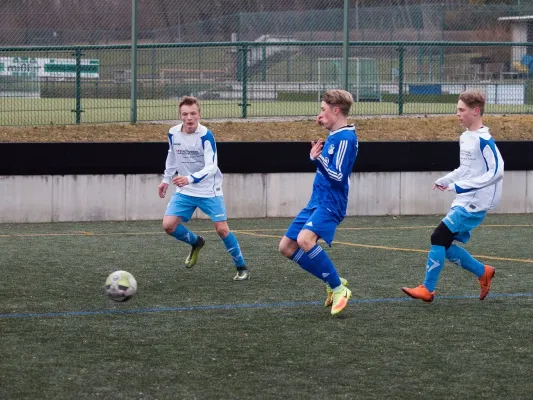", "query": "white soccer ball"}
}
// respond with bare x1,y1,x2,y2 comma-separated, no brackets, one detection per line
105,270,137,302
